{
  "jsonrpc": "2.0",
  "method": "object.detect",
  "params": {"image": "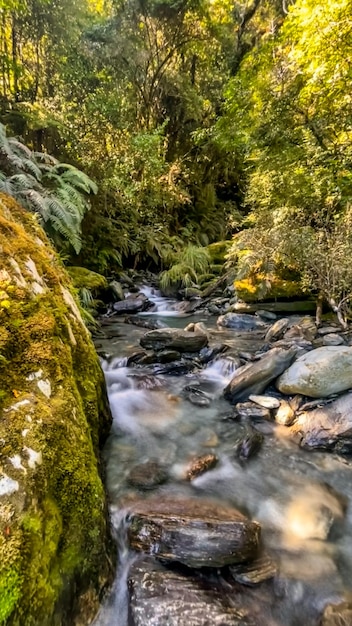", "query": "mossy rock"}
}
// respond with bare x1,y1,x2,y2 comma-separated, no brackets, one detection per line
210,263,226,276
206,241,232,264
197,273,216,286
66,266,107,291
0,194,113,626
235,276,306,303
